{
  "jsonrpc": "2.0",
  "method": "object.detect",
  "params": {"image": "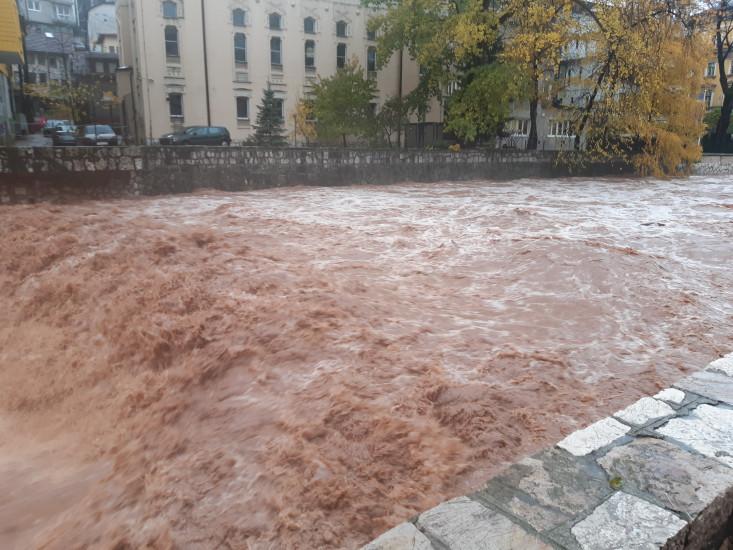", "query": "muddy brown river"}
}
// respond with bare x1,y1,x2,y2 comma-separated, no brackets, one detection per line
1,176,731,549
